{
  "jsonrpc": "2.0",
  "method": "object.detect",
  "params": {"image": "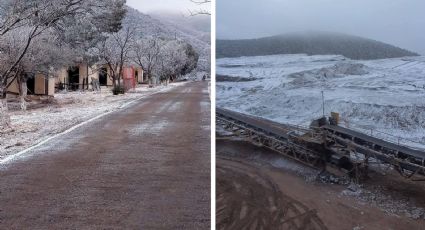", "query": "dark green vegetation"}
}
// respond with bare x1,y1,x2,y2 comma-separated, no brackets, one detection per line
217,31,419,60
